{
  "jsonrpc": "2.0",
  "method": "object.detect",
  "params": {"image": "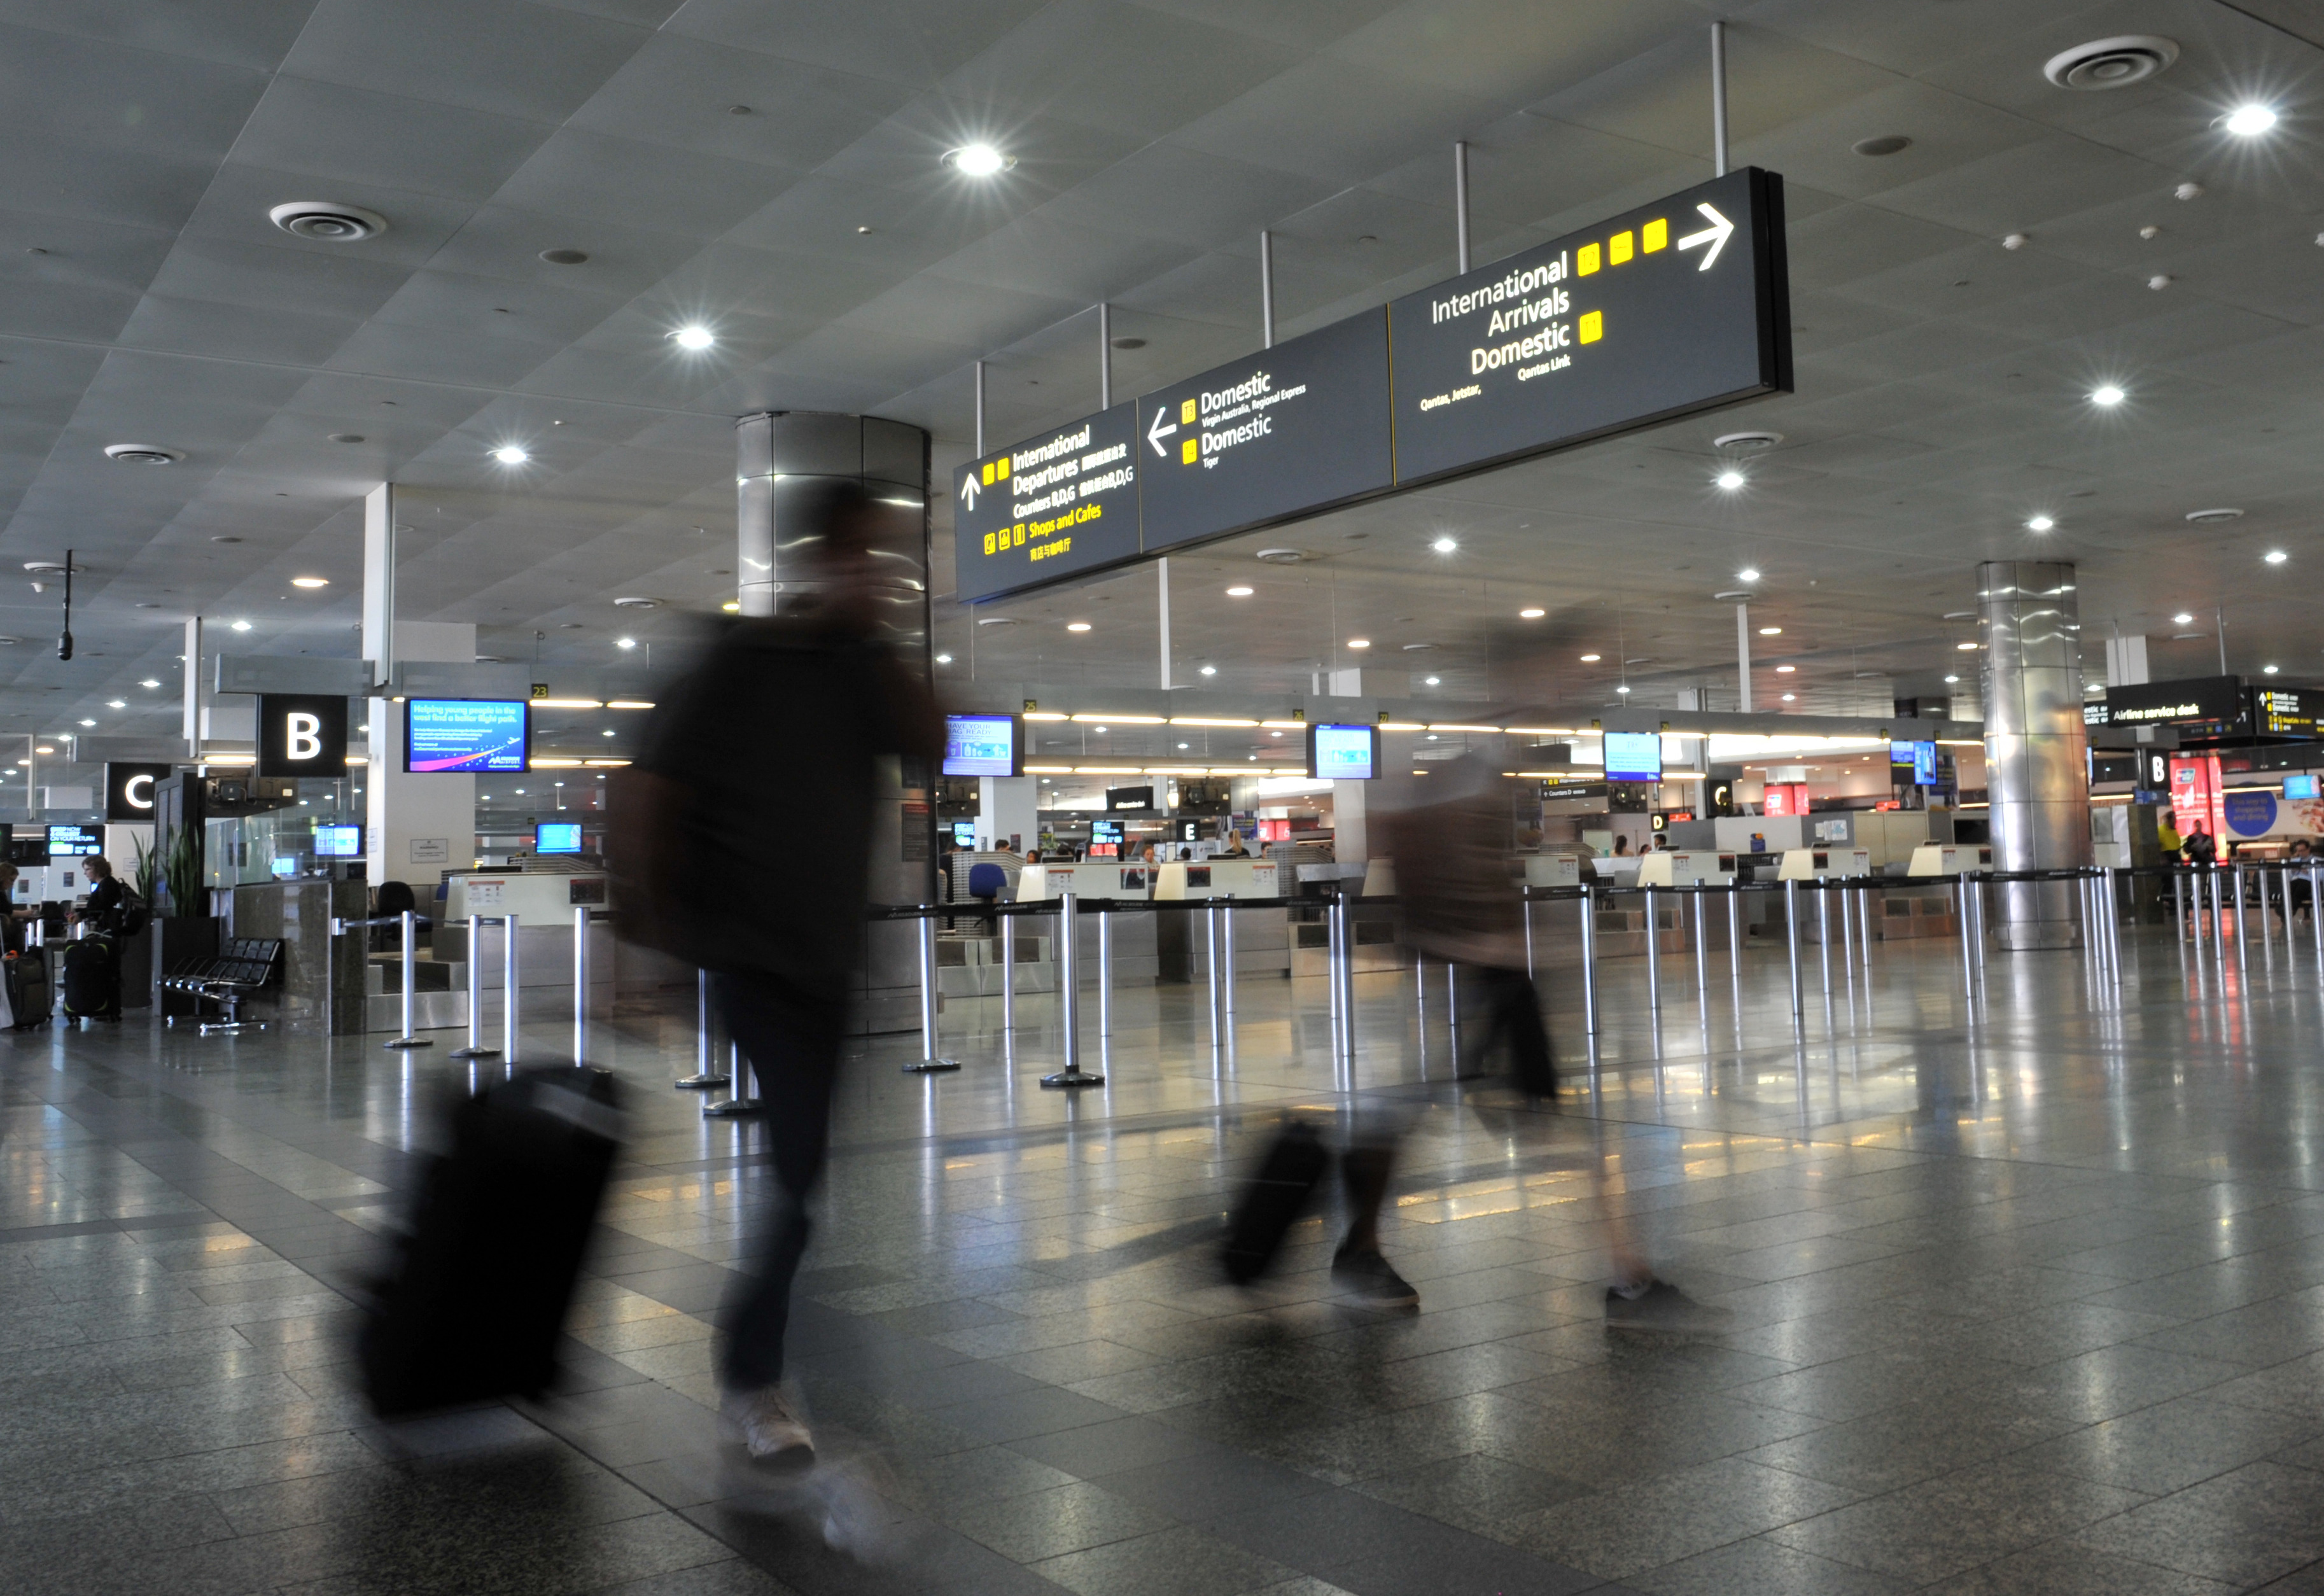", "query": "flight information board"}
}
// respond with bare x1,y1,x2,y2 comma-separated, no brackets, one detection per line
1388,167,1790,483
1137,311,1394,555
955,404,1140,603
